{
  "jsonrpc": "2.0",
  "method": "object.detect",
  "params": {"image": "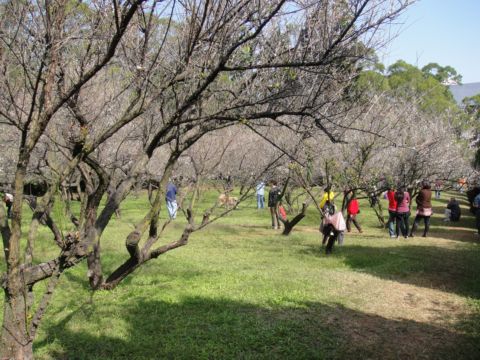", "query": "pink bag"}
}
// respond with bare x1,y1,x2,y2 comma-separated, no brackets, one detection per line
324,212,346,231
